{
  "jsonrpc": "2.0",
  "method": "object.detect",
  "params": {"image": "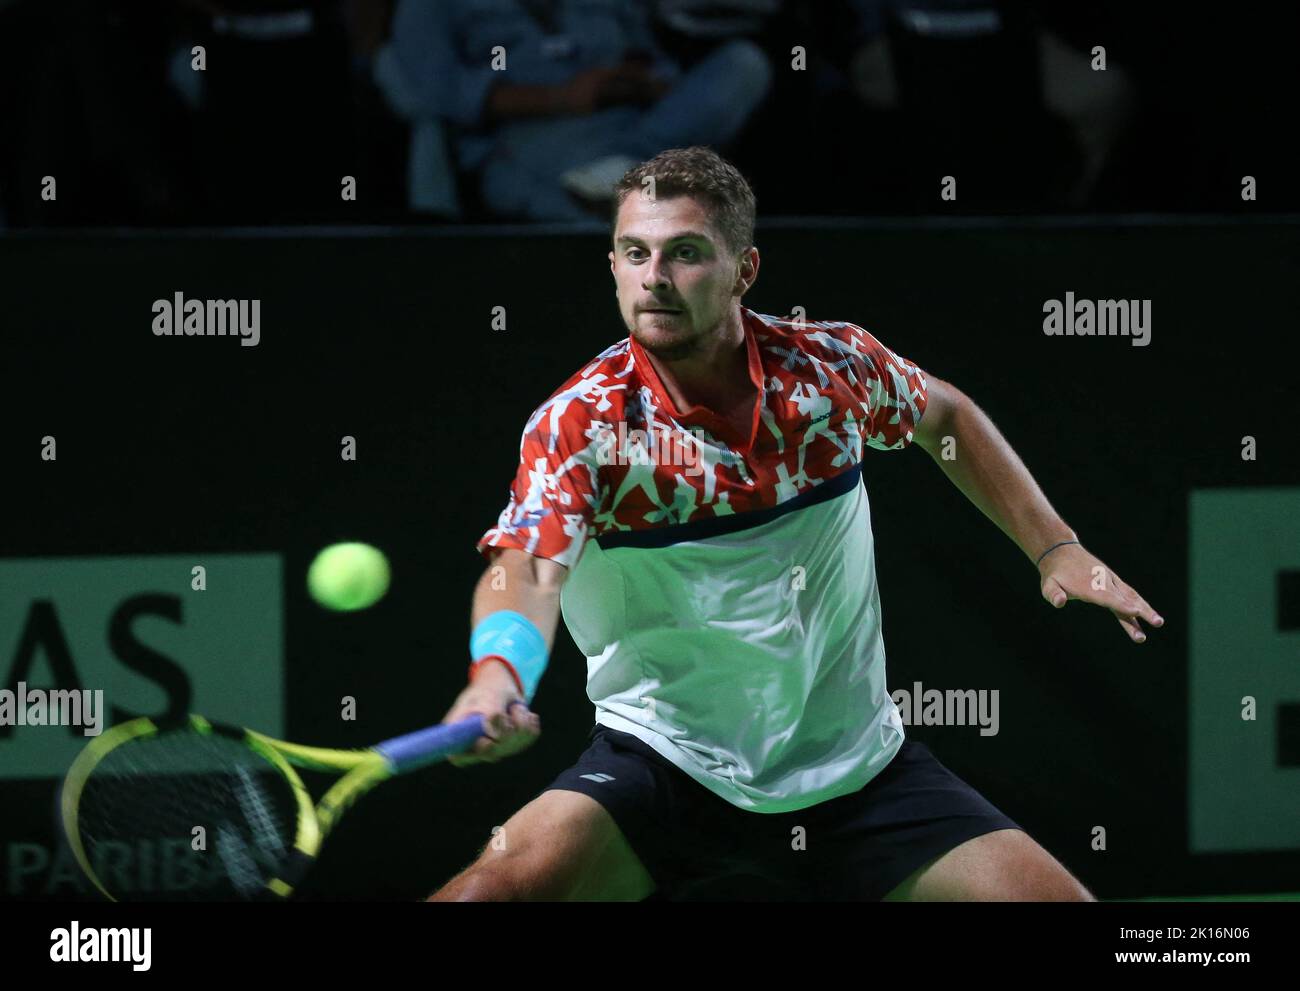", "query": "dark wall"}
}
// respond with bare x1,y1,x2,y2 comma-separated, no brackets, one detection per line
2,220,1297,900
